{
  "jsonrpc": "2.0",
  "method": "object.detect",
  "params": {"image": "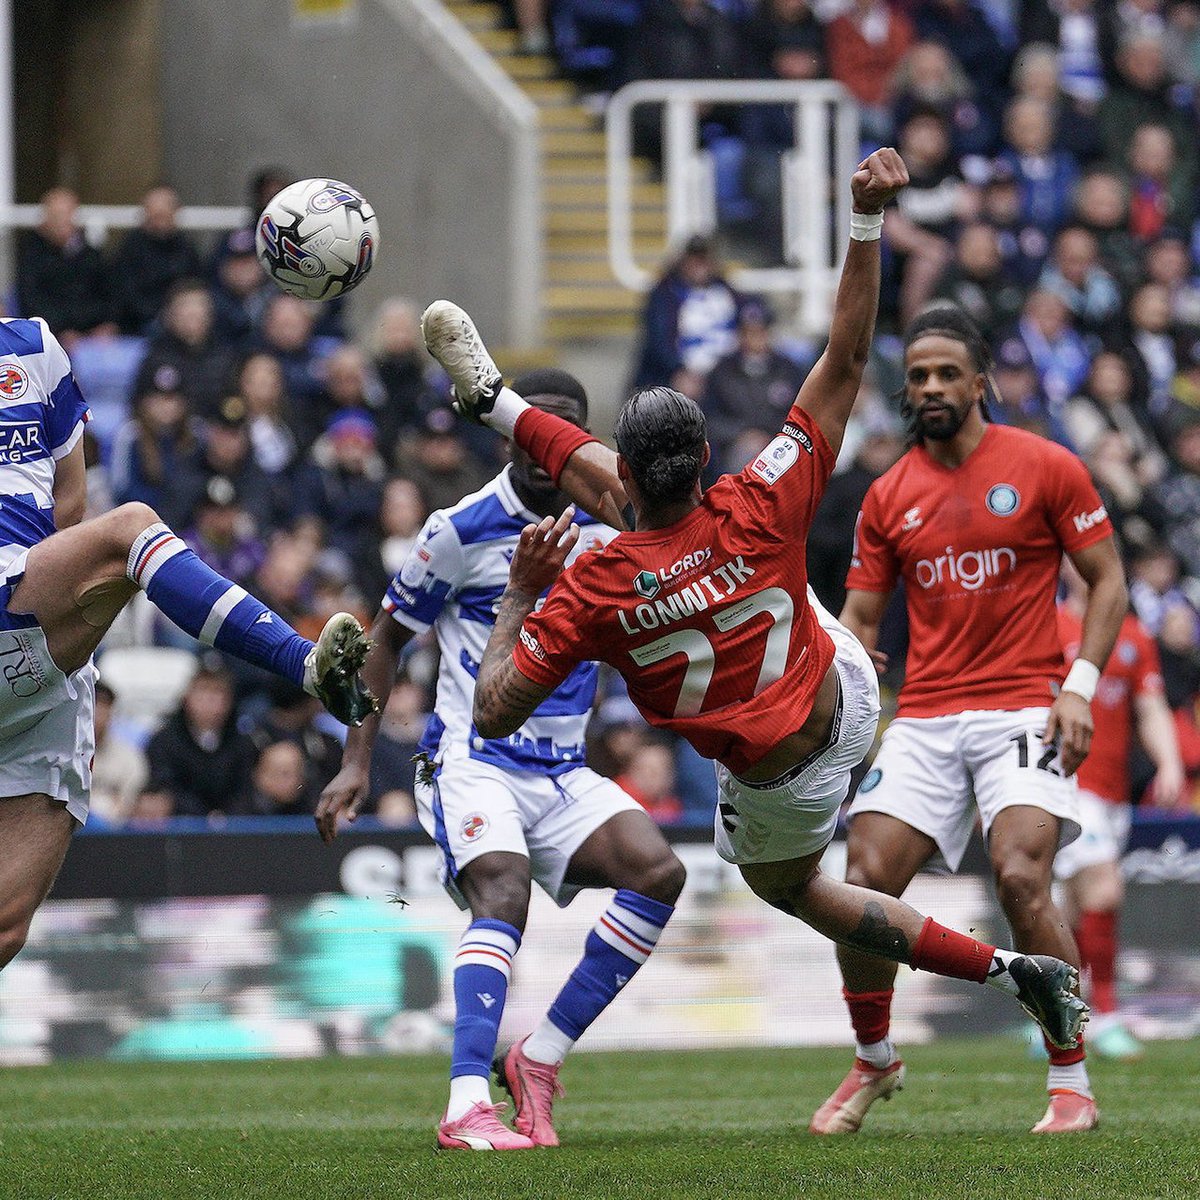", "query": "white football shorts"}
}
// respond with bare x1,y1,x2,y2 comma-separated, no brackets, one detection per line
415,741,643,909
846,706,1081,872
713,607,881,865
0,553,96,823
1052,790,1130,881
